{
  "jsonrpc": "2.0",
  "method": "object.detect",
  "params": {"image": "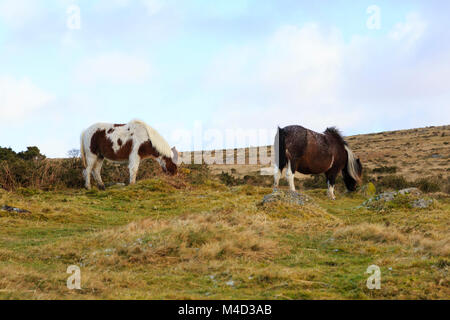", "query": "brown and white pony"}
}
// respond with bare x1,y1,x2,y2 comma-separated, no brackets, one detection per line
274,125,362,199
80,120,178,190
